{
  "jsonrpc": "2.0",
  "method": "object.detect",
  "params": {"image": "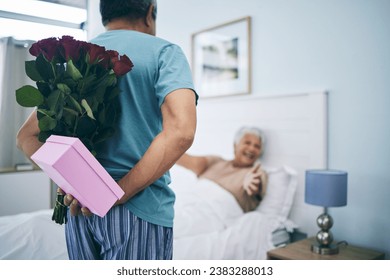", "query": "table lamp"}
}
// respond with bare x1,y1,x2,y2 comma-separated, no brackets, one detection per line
305,169,348,255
